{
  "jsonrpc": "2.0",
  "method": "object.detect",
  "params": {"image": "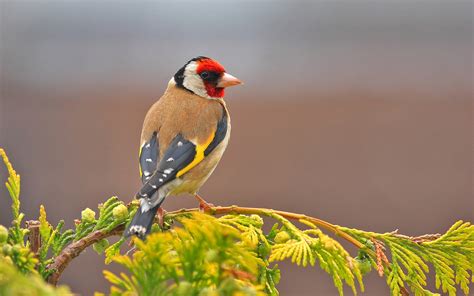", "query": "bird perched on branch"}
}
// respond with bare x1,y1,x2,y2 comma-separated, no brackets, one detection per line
124,56,242,238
